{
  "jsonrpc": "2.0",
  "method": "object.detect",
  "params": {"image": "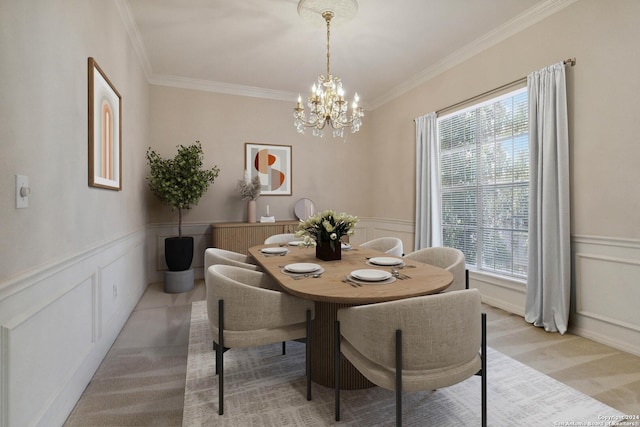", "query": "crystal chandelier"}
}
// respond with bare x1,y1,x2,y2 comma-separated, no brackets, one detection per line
294,6,364,138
